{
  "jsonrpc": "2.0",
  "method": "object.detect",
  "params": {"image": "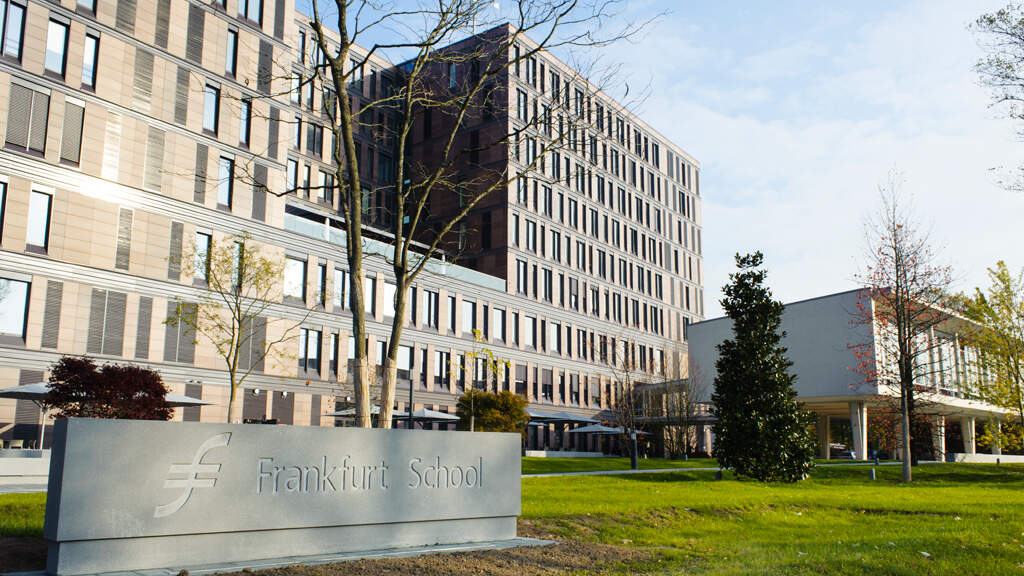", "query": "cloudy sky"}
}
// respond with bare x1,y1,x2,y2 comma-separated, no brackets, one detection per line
302,0,1023,319
587,0,1023,317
